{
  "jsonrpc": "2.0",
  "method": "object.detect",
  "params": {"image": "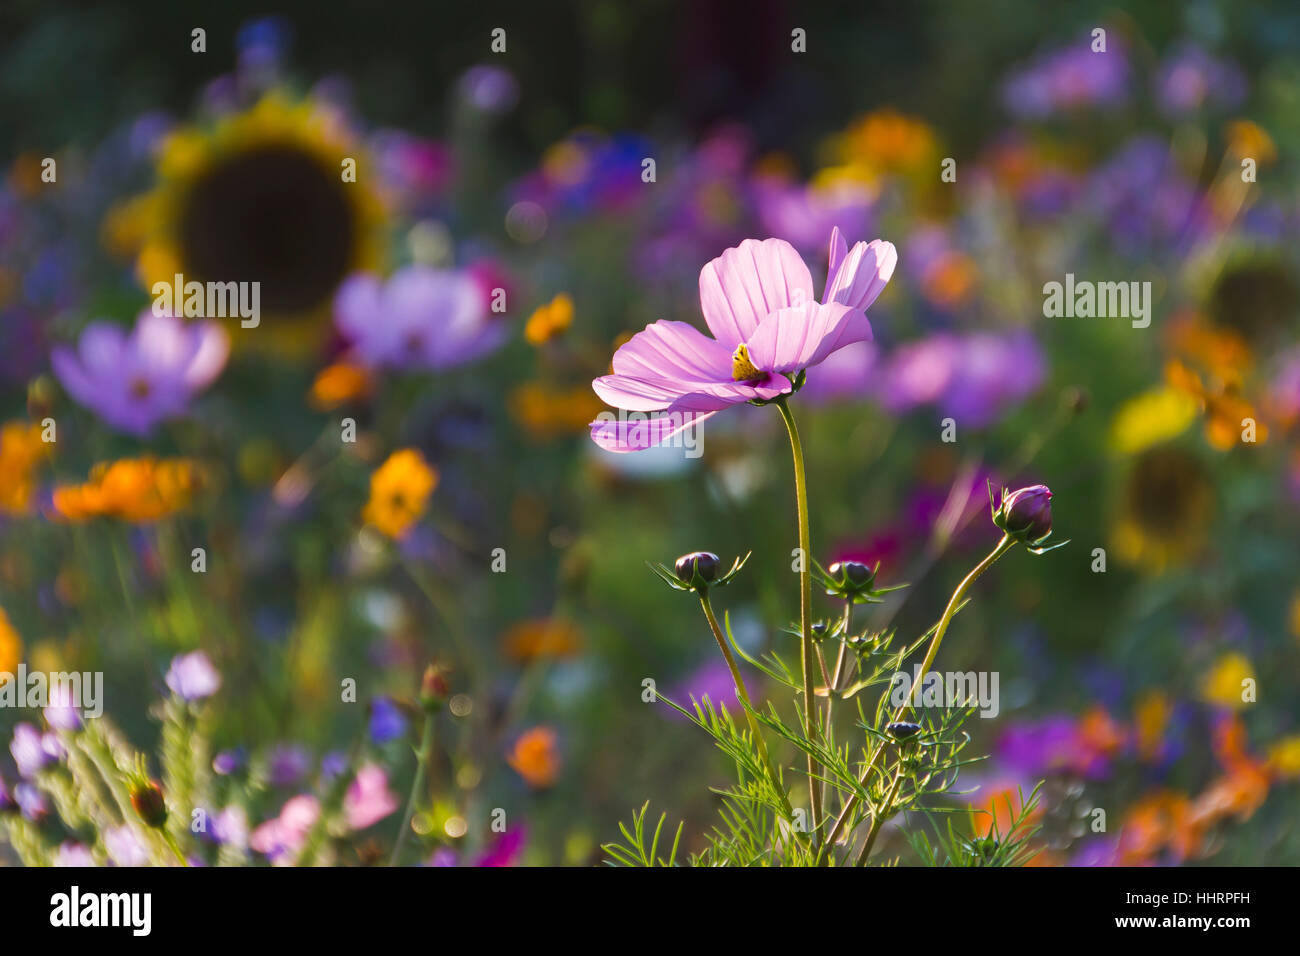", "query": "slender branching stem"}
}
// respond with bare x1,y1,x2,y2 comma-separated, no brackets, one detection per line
855,764,904,866
821,534,1016,859
775,397,823,840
